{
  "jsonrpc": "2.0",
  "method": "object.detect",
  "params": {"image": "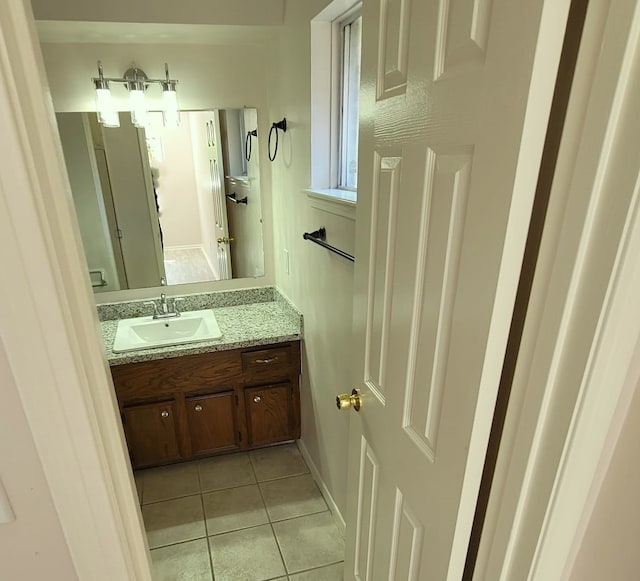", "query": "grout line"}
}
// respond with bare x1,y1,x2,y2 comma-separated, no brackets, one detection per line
149,536,207,551
269,508,331,525
206,520,272,538
196,460,216,581
255,470,310,484
200,479,258,495
141,491,202,507
288,560,345,577
252,453,290,577
148,534,208,552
